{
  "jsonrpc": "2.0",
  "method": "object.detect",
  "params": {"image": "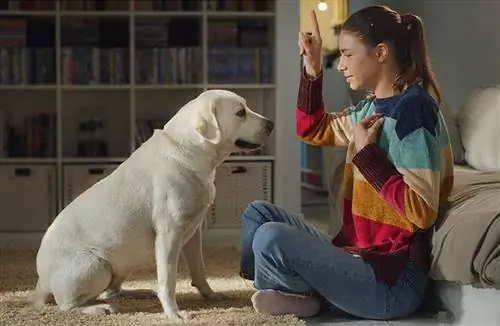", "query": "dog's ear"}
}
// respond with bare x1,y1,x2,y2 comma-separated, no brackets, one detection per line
192,100,221,145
